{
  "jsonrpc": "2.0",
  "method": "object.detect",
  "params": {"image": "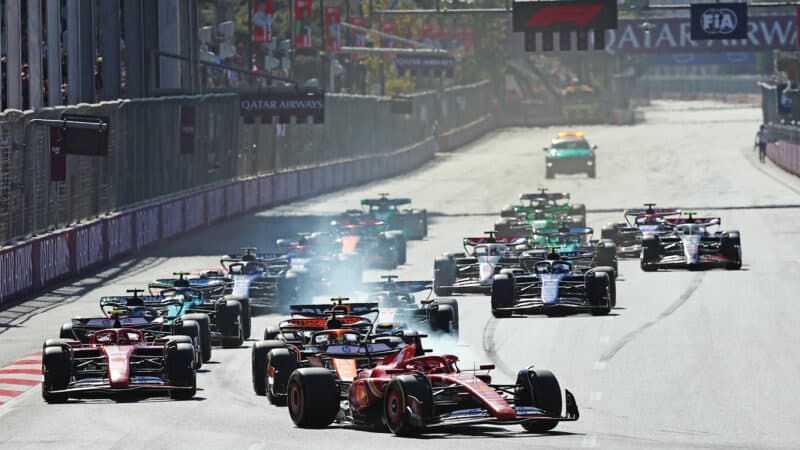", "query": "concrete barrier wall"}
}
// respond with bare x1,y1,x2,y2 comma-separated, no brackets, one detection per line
767,140,800,177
